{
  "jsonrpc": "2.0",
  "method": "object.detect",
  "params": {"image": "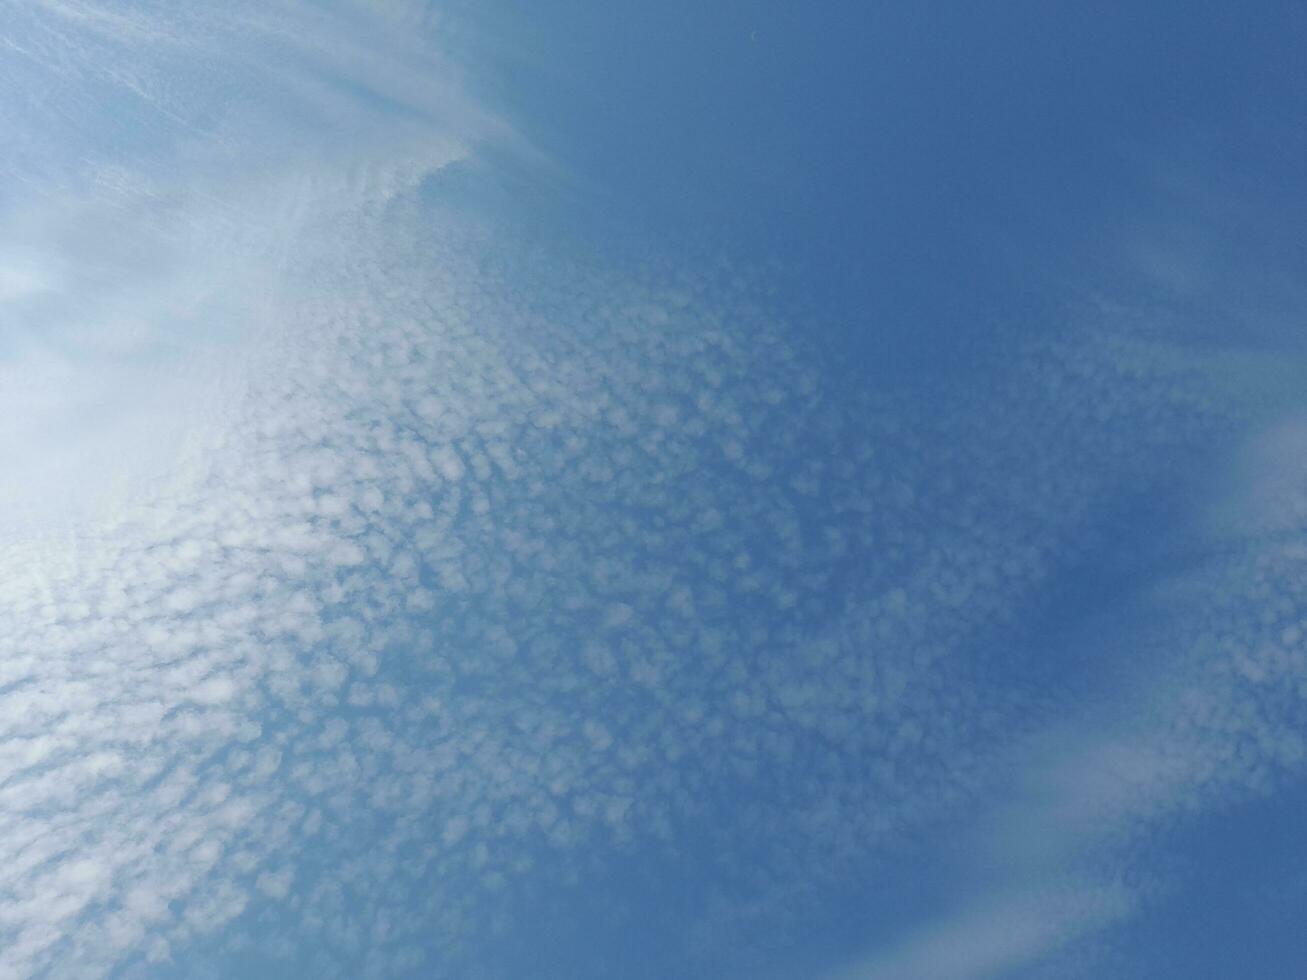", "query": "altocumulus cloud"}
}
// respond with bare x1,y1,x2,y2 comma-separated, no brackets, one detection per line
5,2,1307,979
